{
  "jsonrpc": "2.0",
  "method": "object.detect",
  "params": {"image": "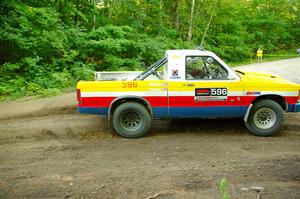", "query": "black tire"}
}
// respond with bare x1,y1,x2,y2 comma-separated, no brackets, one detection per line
112,102,151,138
245,99,283,136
